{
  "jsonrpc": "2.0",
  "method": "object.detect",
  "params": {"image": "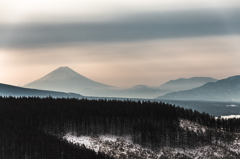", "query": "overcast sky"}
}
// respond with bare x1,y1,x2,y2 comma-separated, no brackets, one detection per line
0,0,240,87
